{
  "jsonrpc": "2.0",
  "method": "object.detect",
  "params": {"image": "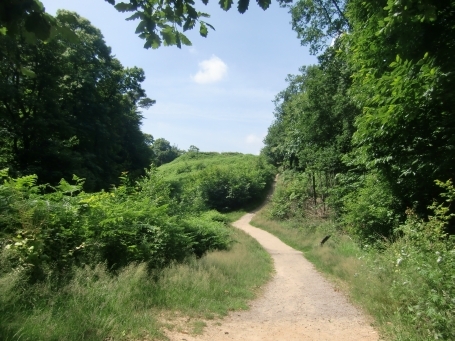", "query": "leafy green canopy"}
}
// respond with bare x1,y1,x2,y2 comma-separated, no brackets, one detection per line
0,10,154,191
263,42,357,174
346,0,455,214
0,0,279,49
